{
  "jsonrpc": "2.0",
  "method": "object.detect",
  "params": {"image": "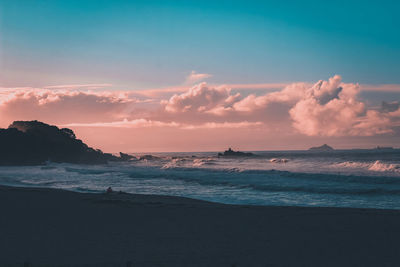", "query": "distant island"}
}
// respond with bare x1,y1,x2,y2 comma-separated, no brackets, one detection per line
218,148,254,157
308,144,334,152
0,120,128,165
